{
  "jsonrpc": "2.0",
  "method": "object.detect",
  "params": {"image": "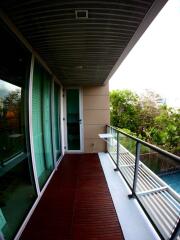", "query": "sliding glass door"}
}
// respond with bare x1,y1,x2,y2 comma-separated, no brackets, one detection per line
0,18,63,240
53,82,61,161
66,89,82,151
0,20,63,240
32,60,54,189
0,22,36,240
